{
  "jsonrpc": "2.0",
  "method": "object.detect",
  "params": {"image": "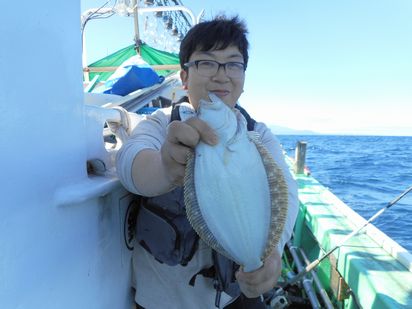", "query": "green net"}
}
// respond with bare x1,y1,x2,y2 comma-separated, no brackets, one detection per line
87,43,180,82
